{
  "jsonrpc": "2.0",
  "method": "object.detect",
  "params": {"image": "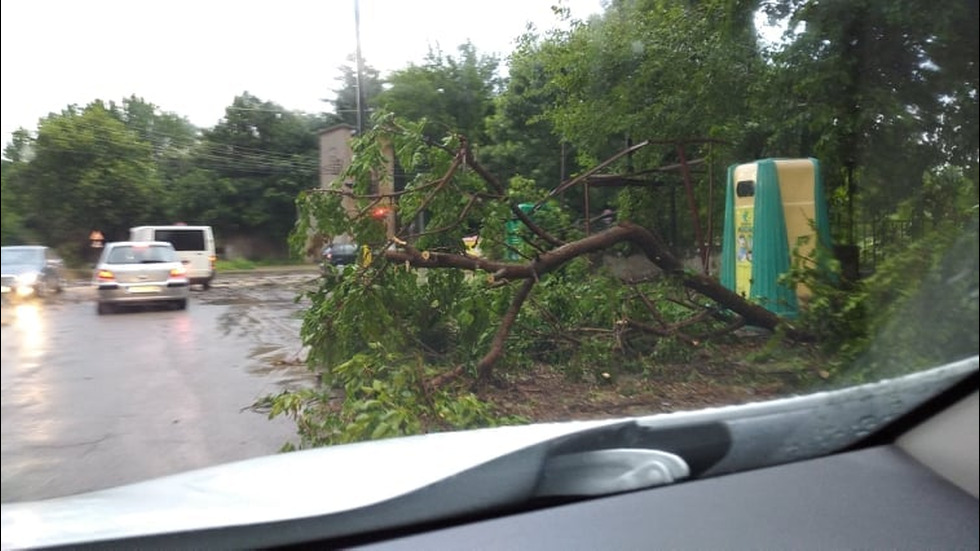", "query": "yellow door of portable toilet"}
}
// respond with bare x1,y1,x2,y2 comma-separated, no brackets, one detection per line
730,163,757,299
